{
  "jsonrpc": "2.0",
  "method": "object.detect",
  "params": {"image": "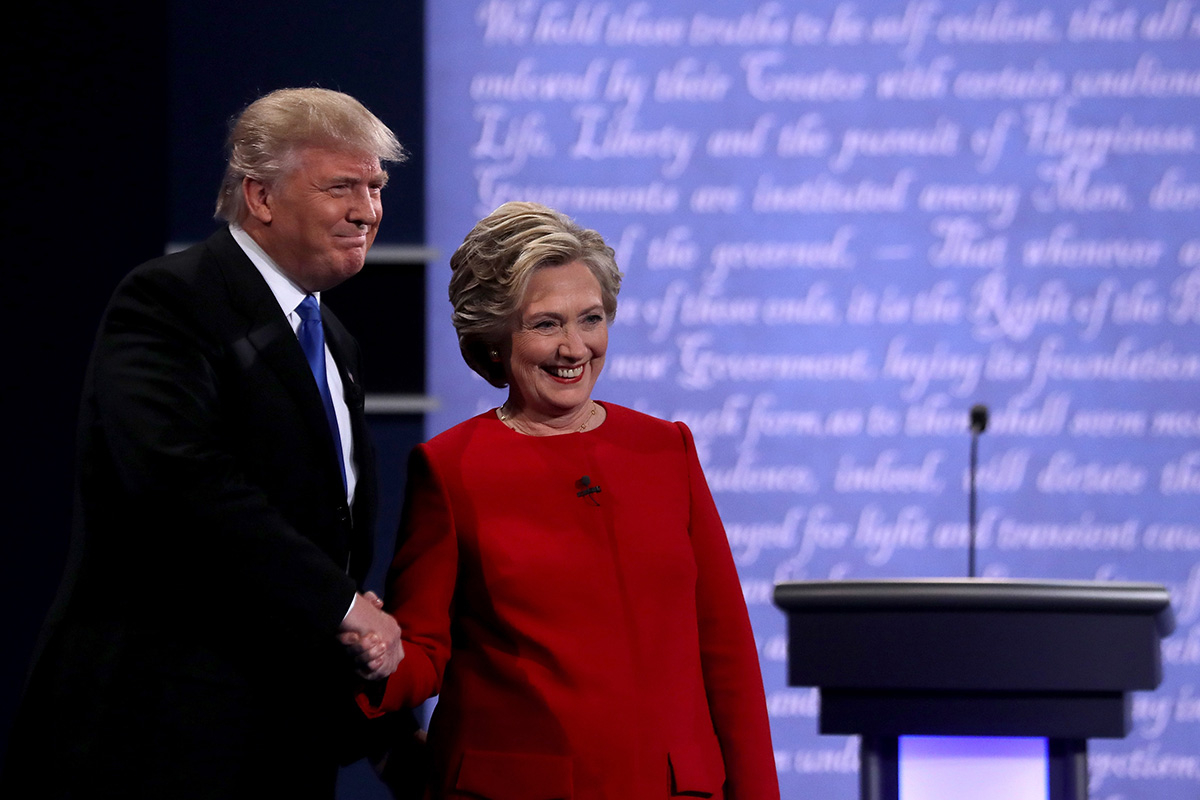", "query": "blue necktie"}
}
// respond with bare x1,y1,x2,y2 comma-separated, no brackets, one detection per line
296,295,347,491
